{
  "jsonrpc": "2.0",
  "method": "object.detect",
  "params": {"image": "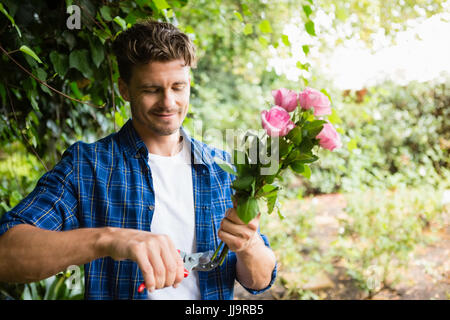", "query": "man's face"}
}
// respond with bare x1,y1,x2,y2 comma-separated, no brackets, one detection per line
119,59,190,136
